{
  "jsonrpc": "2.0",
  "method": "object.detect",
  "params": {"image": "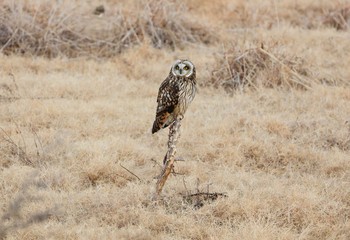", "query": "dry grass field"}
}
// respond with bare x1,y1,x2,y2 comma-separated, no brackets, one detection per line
1,0,350,239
